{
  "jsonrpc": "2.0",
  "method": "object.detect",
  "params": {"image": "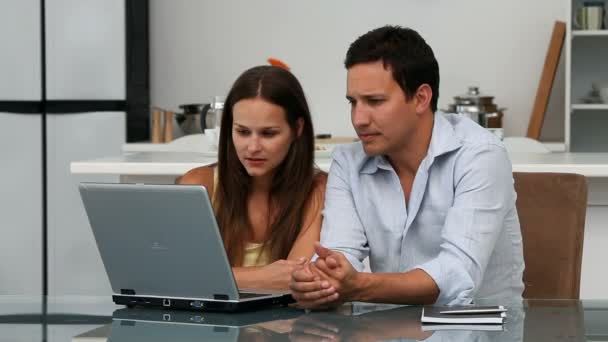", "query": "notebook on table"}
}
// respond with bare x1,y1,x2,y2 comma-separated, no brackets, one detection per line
79,183,294,313
421,305,507,325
